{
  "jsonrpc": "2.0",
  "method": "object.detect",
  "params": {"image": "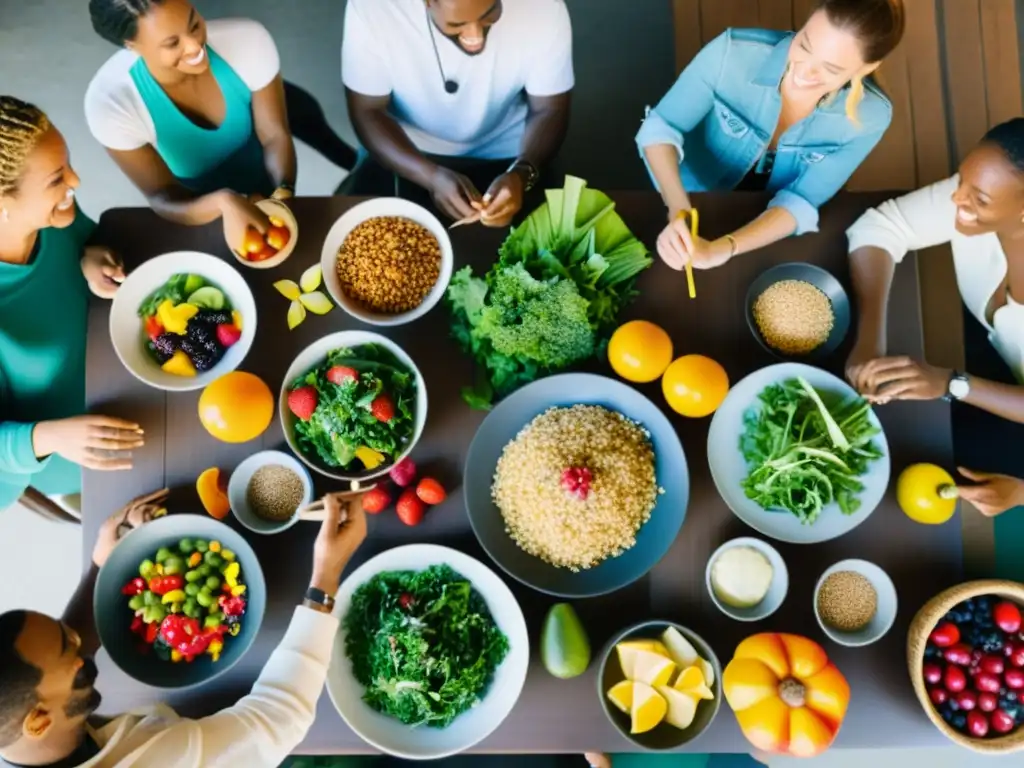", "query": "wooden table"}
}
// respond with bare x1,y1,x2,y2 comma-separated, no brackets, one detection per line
85,192,964,753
